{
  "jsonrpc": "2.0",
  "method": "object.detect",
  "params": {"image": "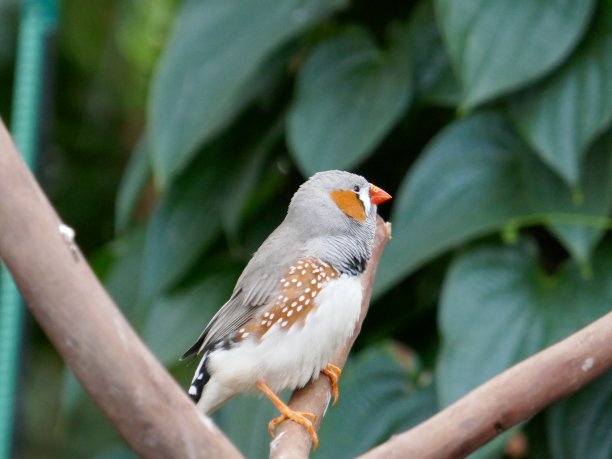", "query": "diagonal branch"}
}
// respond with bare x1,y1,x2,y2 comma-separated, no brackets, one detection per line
269,217,391,458
0,119,243,458
358,311,612,459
